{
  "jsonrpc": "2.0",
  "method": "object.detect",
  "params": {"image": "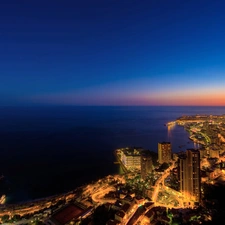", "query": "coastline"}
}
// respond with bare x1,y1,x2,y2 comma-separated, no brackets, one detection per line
1,105,223,206
1,110,223,216
113,150,128,173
